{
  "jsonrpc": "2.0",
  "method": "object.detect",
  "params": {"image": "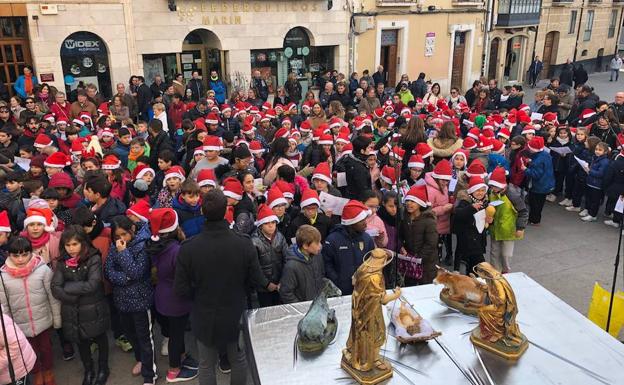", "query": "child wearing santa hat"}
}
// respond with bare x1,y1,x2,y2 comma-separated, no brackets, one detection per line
285,188,332,243
521,136,555,225
21,205,62,265
144,208,198,382
251,204,289,307
400,184,438,285
156,165,186,208
487,166,529,273
452,176,489,275
425,160,454,266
